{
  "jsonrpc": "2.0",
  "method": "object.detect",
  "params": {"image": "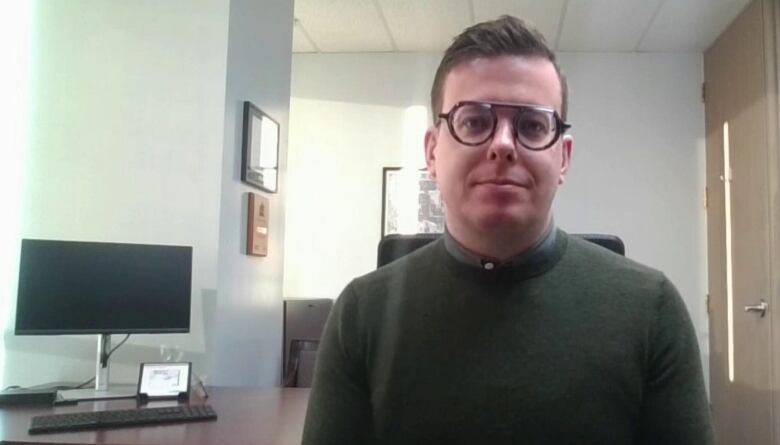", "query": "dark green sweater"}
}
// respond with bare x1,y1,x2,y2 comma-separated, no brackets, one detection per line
302,231,713,444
